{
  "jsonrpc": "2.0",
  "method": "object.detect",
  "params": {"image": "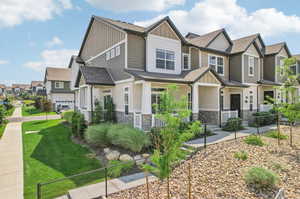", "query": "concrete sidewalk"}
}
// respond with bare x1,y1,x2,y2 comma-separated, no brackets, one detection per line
0,107,23,199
